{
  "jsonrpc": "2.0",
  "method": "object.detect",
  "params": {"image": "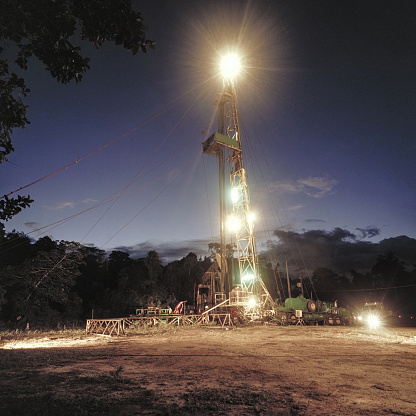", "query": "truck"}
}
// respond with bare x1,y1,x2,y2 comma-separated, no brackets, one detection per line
275,294,356,326
356,301,392,328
